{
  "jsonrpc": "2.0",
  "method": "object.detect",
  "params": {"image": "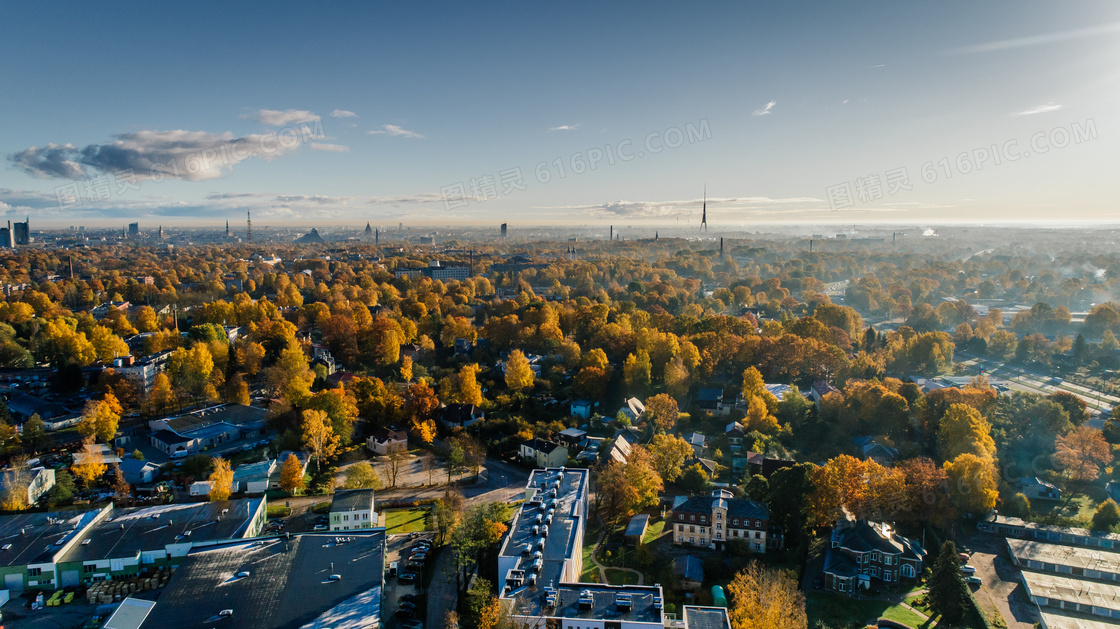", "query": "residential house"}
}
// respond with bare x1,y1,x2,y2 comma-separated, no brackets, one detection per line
1020,477,1061,502
557,427,587,450
697,389,726,414
671,489,774,553
329,488,377,531
822,518,926,594
570,399,593,419
725,422,746,447
682,432,707,458
602,428,641,466
519,439,568,468
269,451,308,490
7,393,67,423
852,436,899,466
810,381,840,406
618,397,645,423
366,425,408,455
439,403,484,429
